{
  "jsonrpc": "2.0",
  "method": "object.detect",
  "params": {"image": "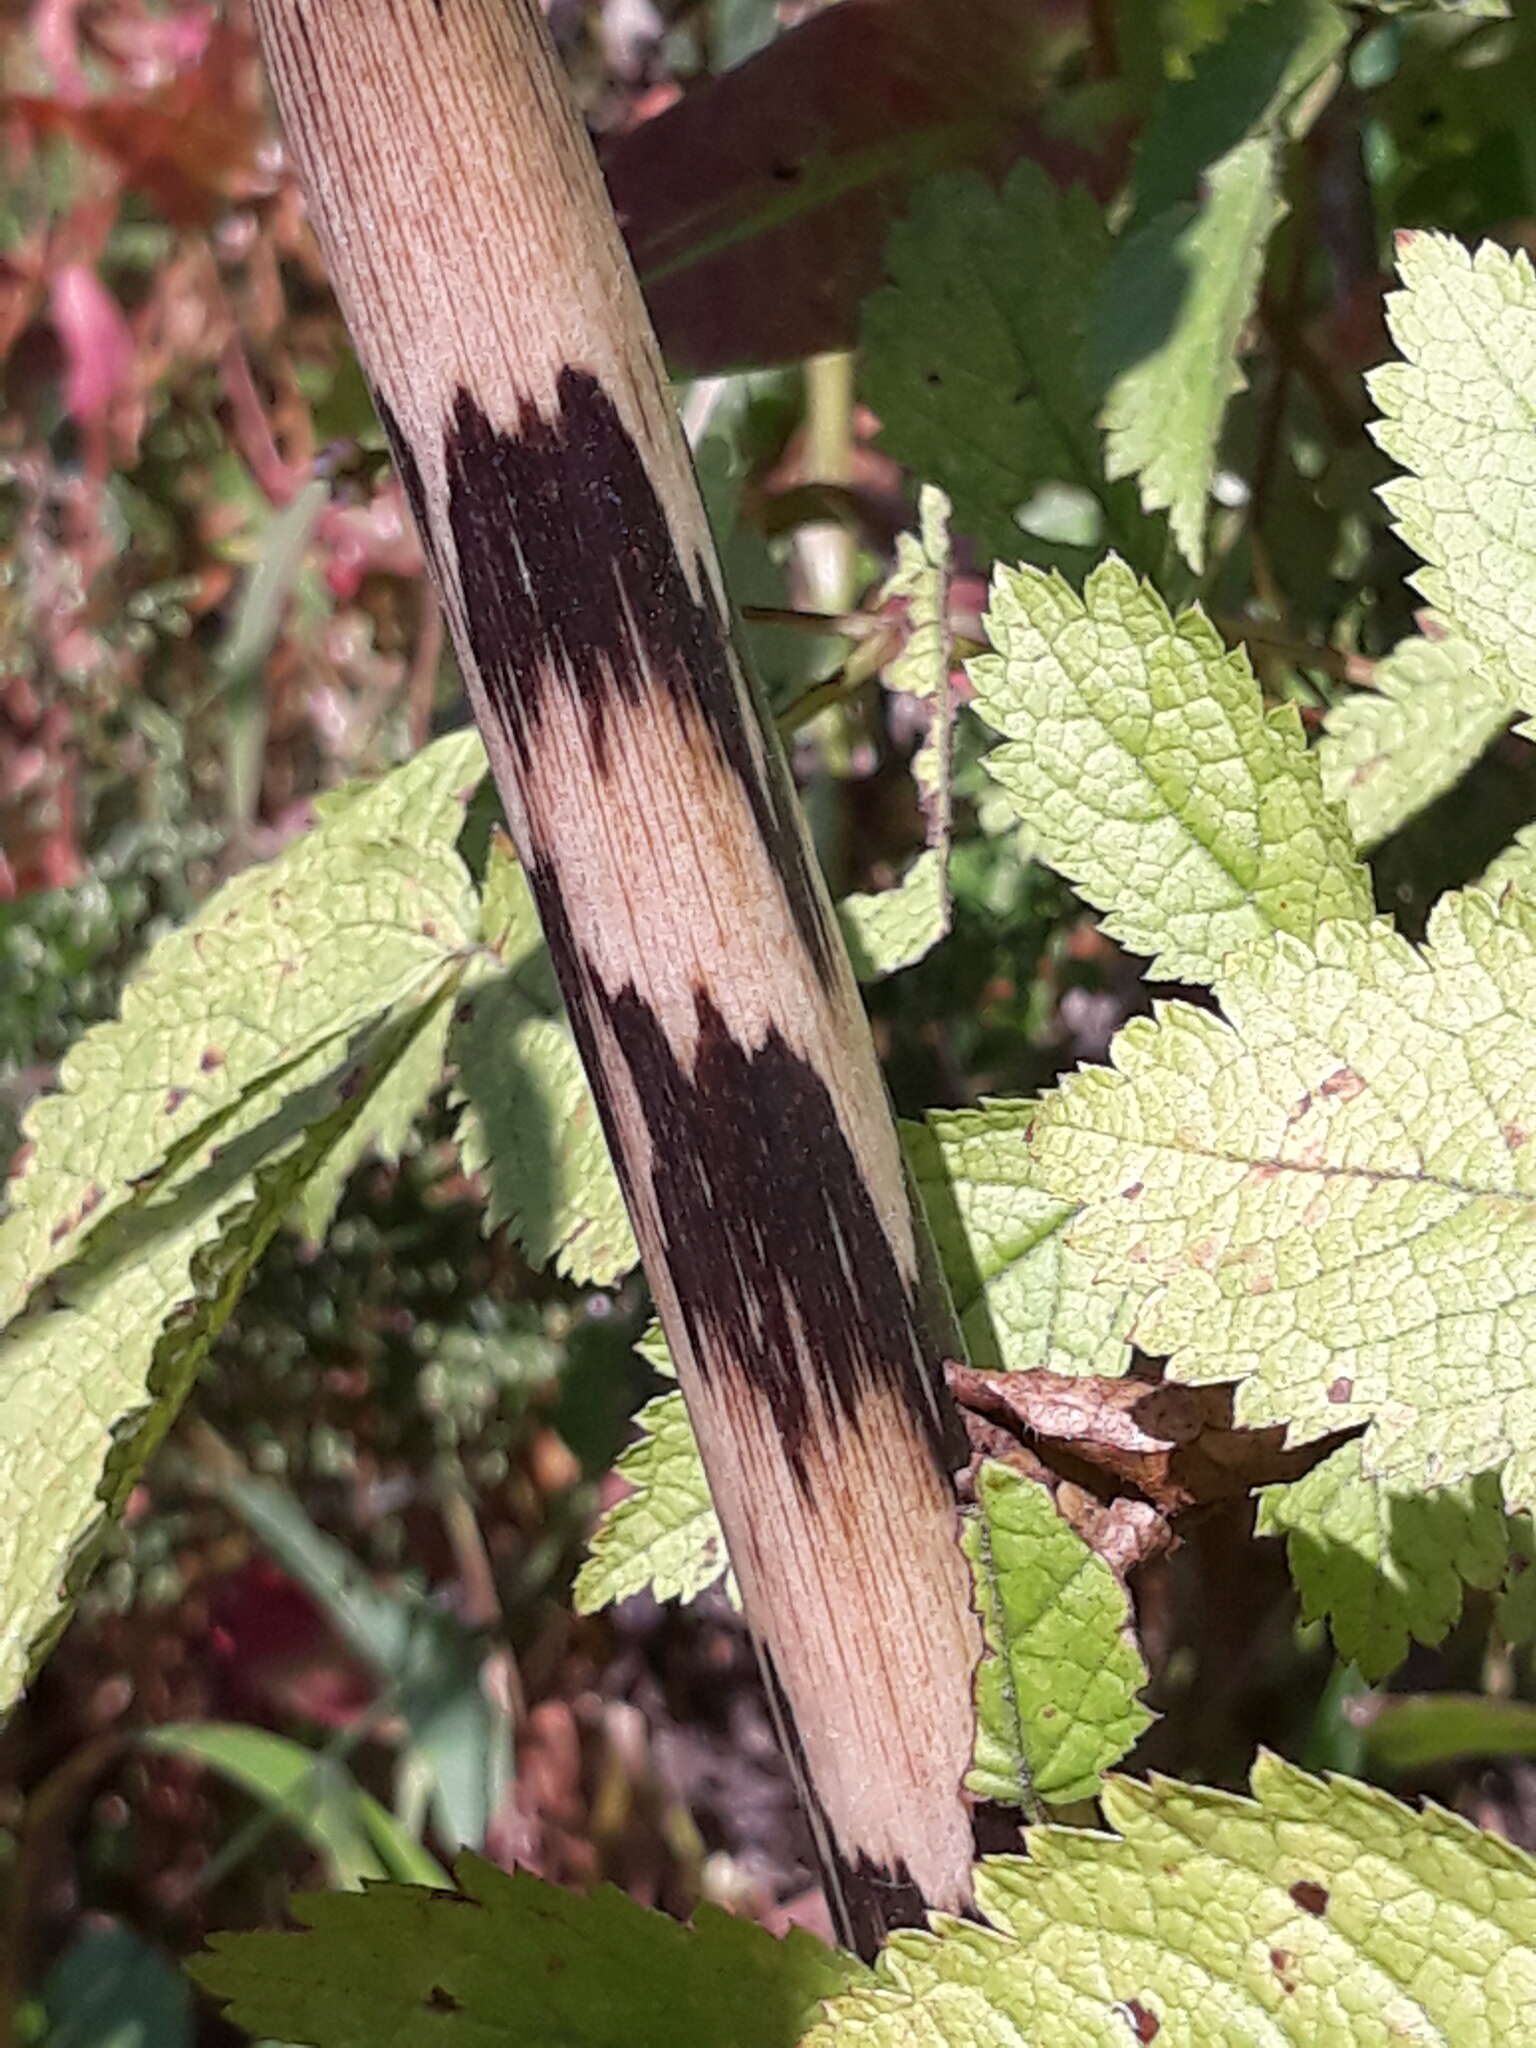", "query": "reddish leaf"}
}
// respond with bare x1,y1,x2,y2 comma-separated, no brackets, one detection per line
6,22,261,225
0,675,82,900
606,0,1119,374
48,261,133,427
